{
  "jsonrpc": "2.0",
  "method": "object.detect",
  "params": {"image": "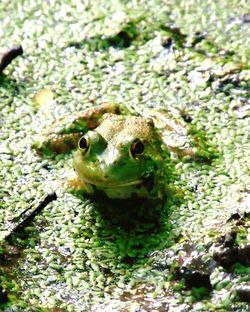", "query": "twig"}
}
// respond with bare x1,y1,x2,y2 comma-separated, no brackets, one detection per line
4,192,57,241
0,45,23,73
